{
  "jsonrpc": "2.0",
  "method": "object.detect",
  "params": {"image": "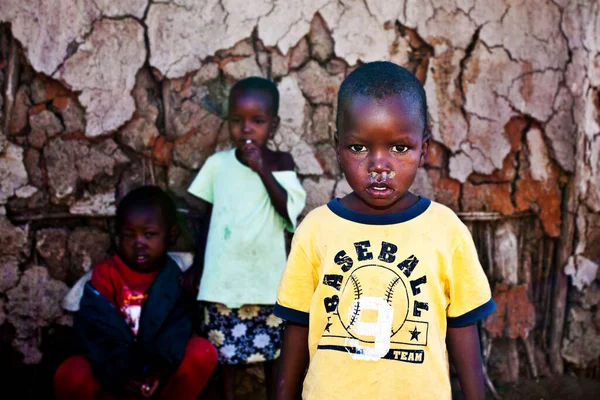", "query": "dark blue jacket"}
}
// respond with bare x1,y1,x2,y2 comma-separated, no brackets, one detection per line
72,257,193,392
